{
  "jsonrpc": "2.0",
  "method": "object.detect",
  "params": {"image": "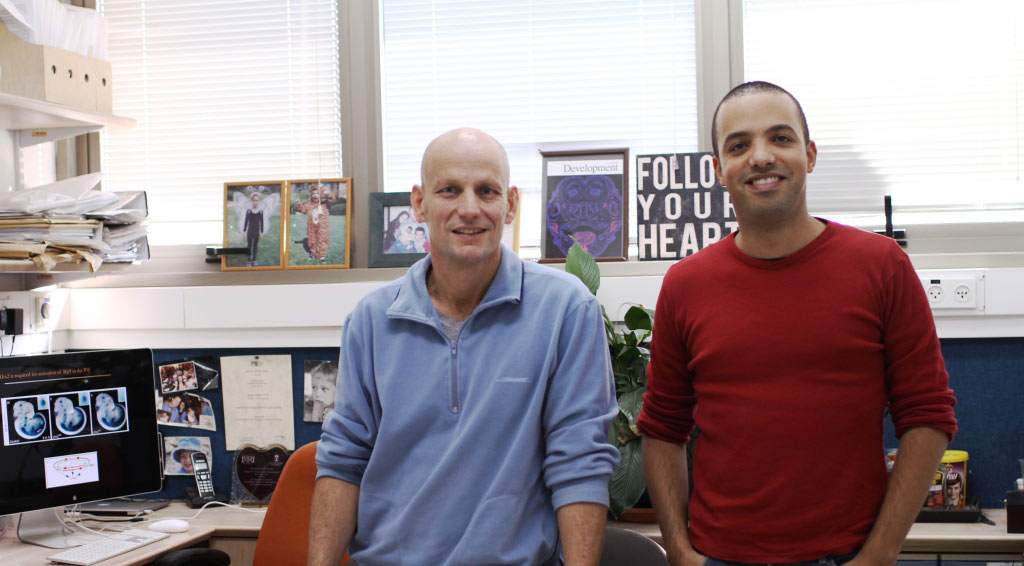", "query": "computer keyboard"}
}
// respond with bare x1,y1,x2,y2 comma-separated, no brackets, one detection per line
46,528,169,565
